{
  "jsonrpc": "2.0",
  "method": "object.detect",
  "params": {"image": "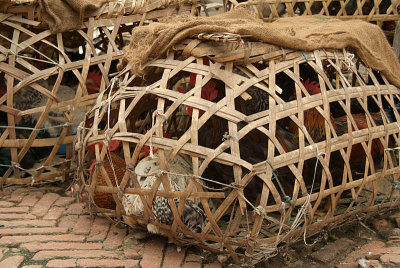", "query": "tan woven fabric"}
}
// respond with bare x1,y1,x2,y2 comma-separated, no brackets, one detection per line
38,0,109,33
120,7,400,88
